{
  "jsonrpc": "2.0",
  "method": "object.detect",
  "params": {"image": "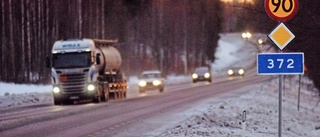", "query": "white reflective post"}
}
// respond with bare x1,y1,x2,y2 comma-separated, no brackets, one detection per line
242,110,247,137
